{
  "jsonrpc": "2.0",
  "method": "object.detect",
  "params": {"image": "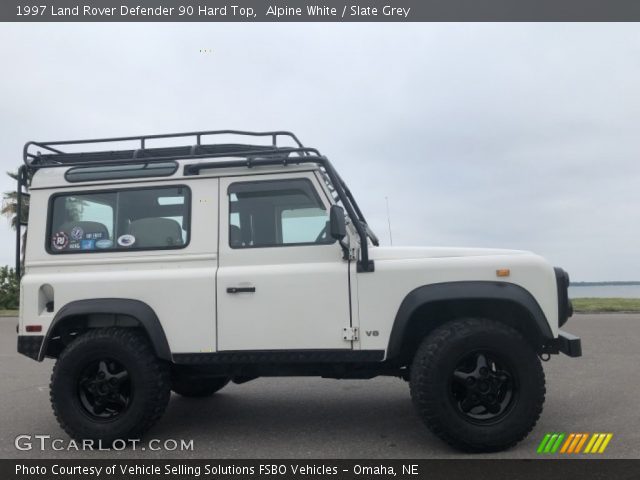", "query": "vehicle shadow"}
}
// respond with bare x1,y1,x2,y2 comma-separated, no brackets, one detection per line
150,377,455,458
